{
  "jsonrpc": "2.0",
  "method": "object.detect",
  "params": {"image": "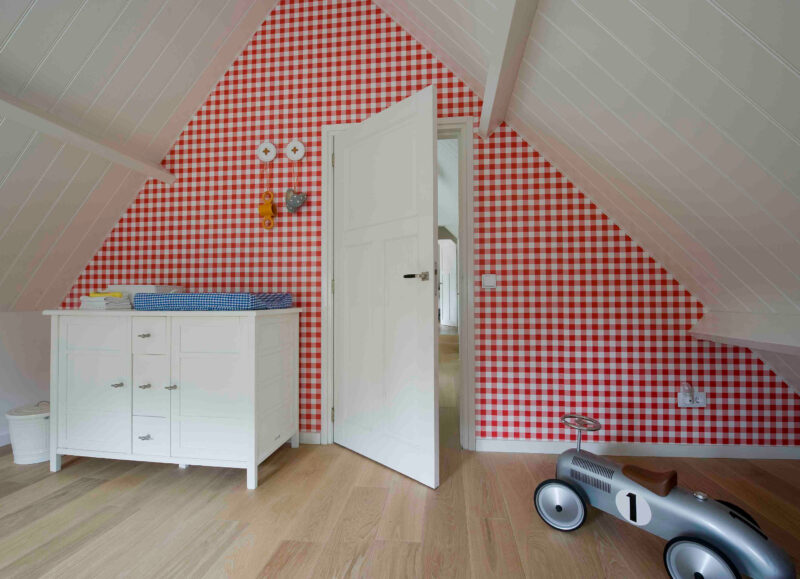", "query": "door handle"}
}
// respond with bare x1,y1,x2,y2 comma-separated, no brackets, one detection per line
137,333,151,338
138,383,152,389
110,382,124,388
138,434,152,441
165,385,178,390
403,271,429,281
